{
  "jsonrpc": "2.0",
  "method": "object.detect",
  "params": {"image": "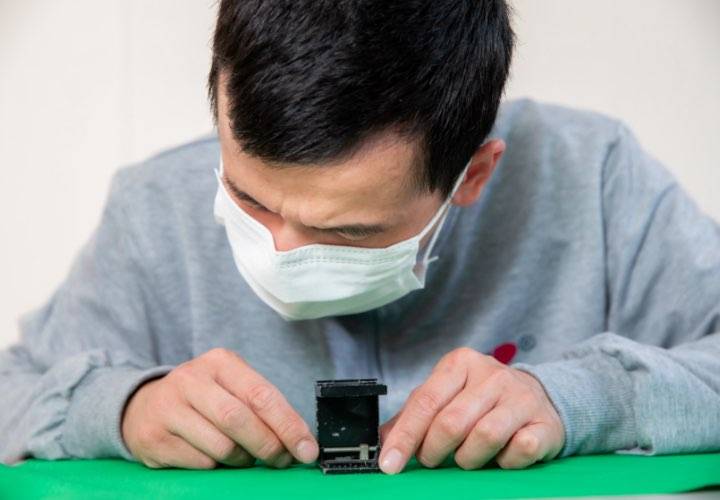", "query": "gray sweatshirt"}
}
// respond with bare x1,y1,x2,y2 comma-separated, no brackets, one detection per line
2,98,719,465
